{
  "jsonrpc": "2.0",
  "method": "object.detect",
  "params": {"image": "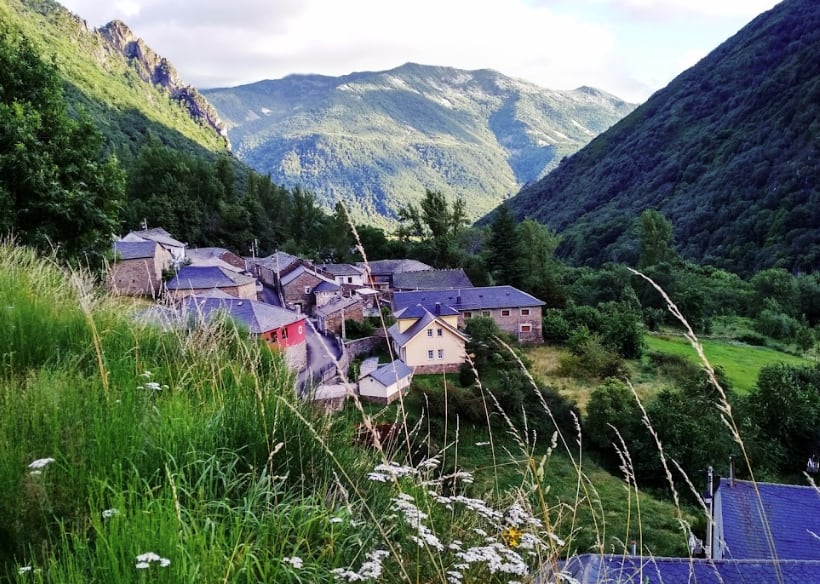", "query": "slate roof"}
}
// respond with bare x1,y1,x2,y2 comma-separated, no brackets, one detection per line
392,269,473,290
318,263,364,277
314,280,341,293
392,286,545,312
716,478,820,561
182,296,303,333
359,259,432,276
125,228,185,249
186,247,232,261
387,307,468,348
558,553,820,584
366,360,413,387
166,265,256,291
186,257,245,273
314,295,361,317
280,265,336,287
114,240,158,260
395,303,459,319
251,251,301,274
